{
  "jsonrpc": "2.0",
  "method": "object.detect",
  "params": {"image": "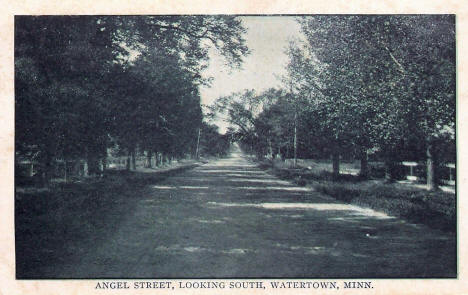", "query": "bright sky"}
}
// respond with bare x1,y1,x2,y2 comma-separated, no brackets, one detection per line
200,16,302,133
